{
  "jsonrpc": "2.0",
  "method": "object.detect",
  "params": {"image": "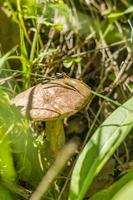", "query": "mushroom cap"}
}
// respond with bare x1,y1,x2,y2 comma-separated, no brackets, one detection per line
13,78,91,121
